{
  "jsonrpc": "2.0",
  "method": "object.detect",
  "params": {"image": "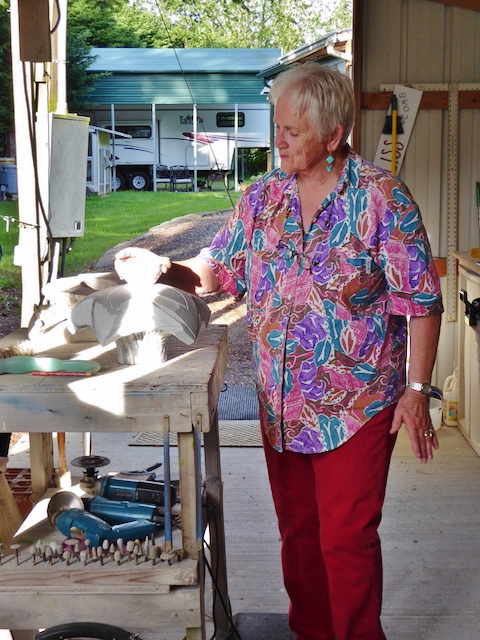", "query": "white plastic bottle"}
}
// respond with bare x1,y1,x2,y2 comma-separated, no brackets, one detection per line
442,366,459,427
